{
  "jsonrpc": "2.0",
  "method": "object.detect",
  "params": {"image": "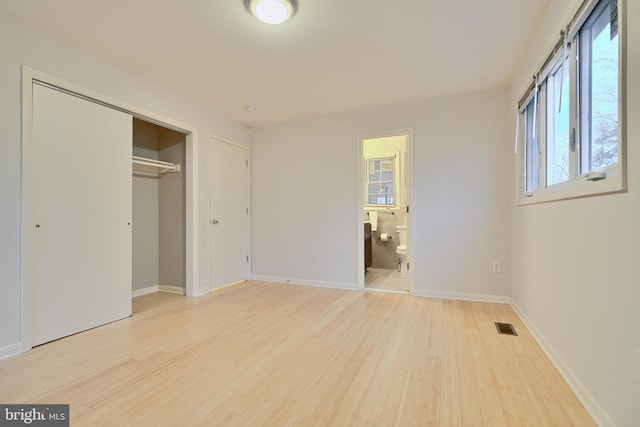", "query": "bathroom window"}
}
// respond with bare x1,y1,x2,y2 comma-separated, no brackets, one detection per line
366,156,395,206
